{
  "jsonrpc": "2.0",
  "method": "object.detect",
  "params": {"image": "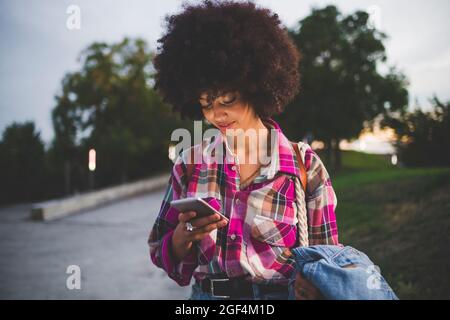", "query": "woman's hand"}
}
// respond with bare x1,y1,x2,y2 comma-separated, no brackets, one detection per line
294,272,325,300
171,211,228,262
